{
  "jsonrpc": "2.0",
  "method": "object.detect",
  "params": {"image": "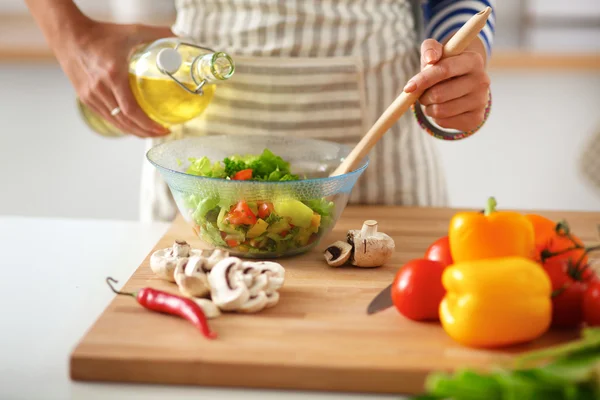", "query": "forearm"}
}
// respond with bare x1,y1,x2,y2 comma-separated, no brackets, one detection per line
23,0,91,51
